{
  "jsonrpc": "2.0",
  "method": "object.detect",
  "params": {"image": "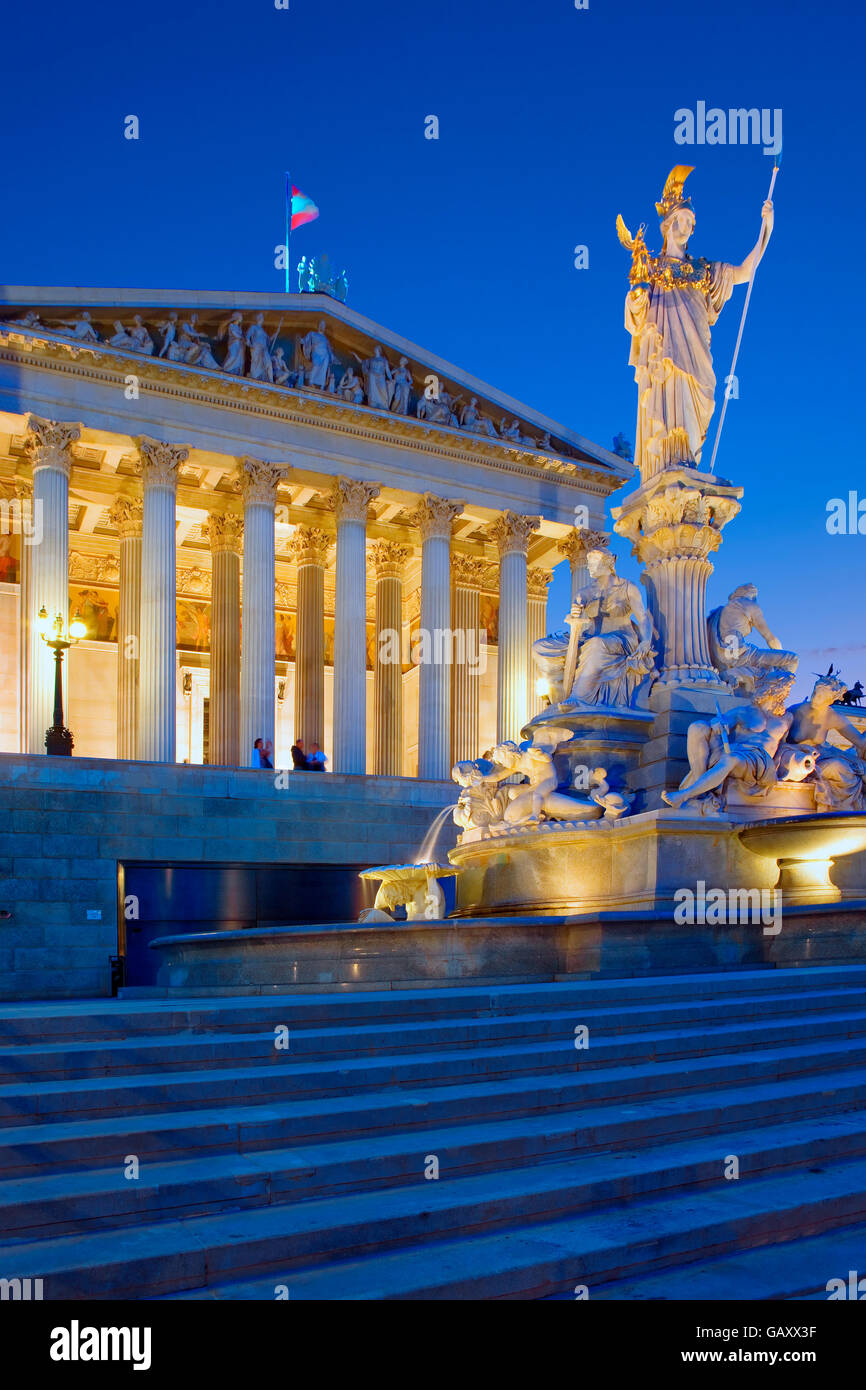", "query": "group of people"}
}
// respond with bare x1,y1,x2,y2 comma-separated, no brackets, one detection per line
250,737,327,771
290,738,327,772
